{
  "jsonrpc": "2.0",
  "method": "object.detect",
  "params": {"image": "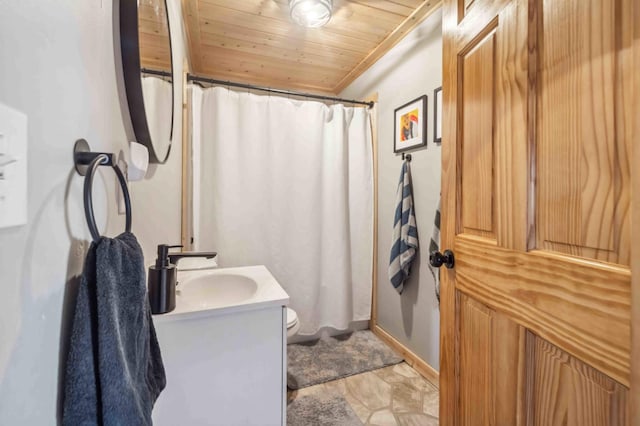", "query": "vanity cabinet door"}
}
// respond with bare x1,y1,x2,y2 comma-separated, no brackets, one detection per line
153,307,286,426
